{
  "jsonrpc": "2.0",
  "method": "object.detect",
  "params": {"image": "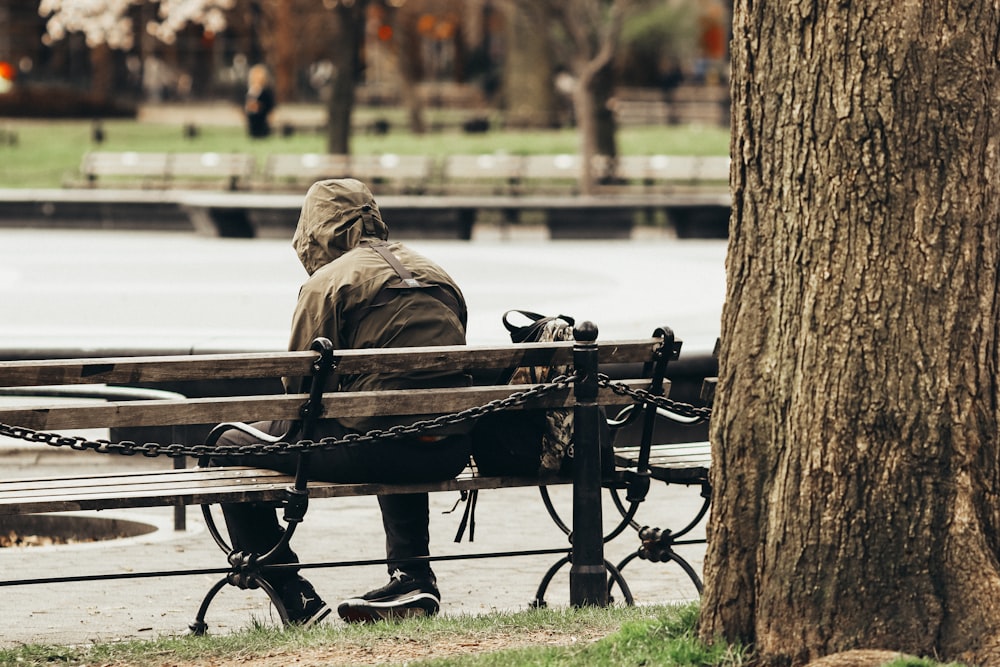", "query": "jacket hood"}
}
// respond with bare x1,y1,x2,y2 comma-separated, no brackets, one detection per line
292,178,389,275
